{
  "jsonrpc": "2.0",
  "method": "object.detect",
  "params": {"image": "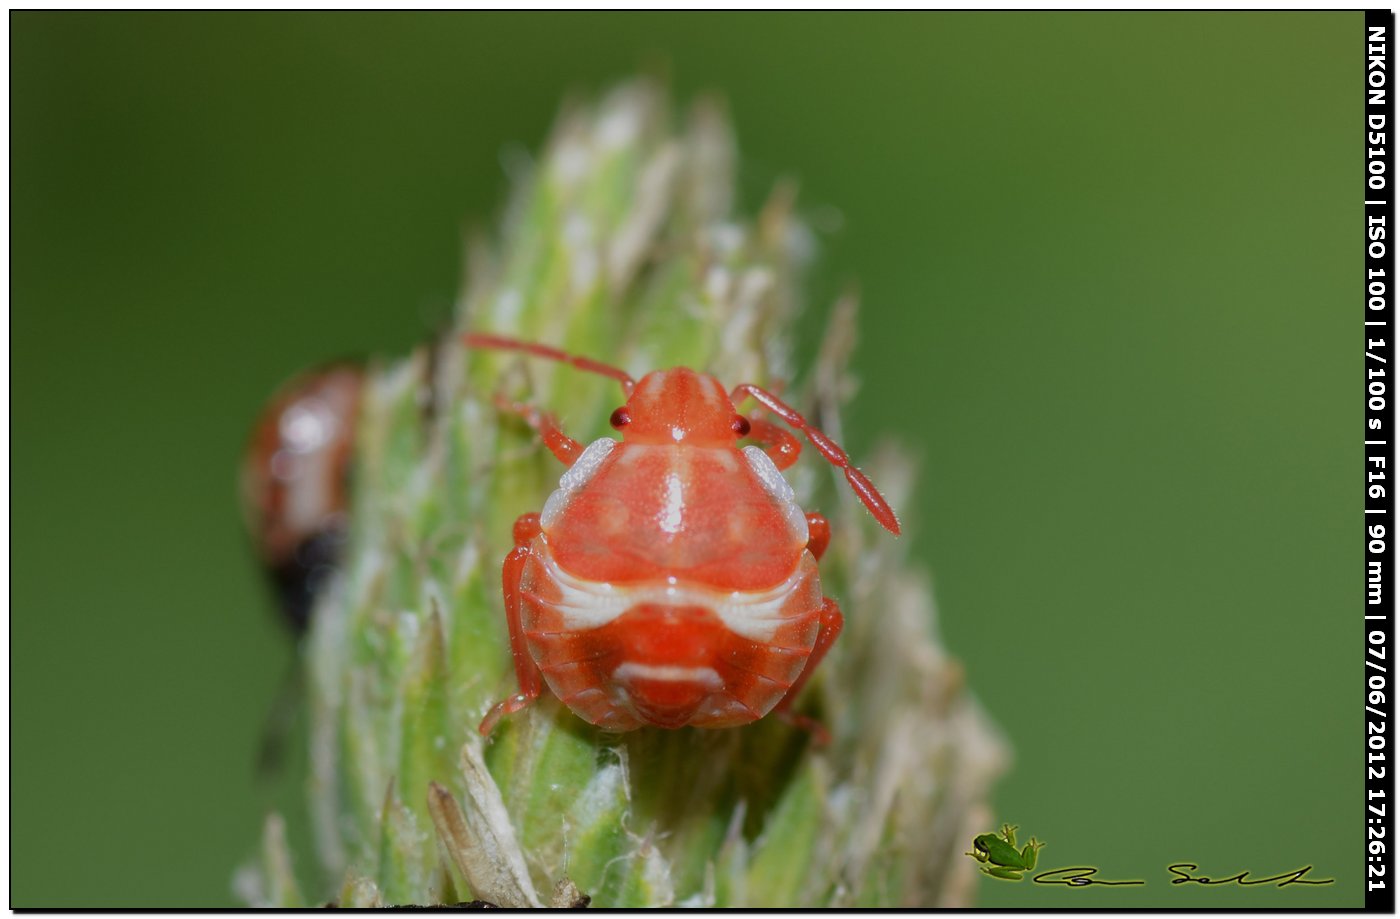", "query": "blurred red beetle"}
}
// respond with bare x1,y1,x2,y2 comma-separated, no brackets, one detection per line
467,333,900,741
240,363,363,636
